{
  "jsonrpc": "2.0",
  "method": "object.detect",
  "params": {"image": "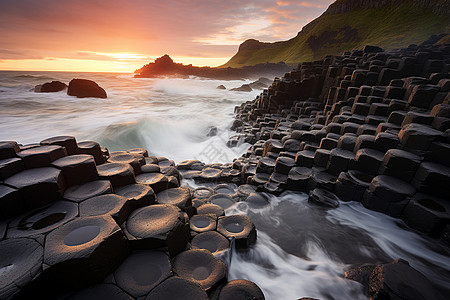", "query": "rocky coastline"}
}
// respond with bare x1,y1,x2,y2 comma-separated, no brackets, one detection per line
1,42,450,299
